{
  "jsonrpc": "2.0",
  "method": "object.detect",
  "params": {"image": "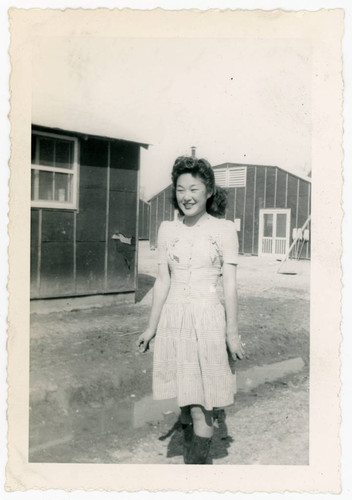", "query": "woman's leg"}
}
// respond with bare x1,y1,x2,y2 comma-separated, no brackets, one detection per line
190,405,213,437
187,405,213,464
180,406,193,463
180,405,192,425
